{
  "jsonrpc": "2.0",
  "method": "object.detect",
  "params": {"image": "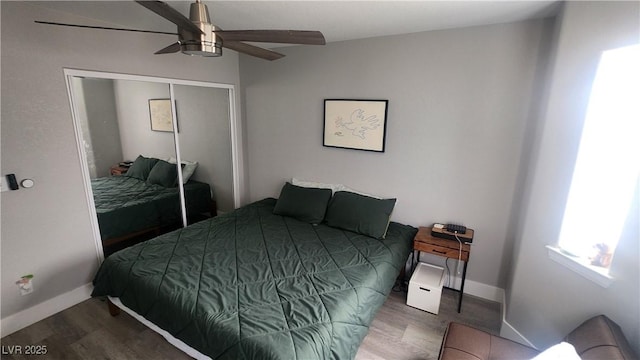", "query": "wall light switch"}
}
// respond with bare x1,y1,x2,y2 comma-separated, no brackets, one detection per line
2,174,19,191
6,174,19,190
0,176,10,192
